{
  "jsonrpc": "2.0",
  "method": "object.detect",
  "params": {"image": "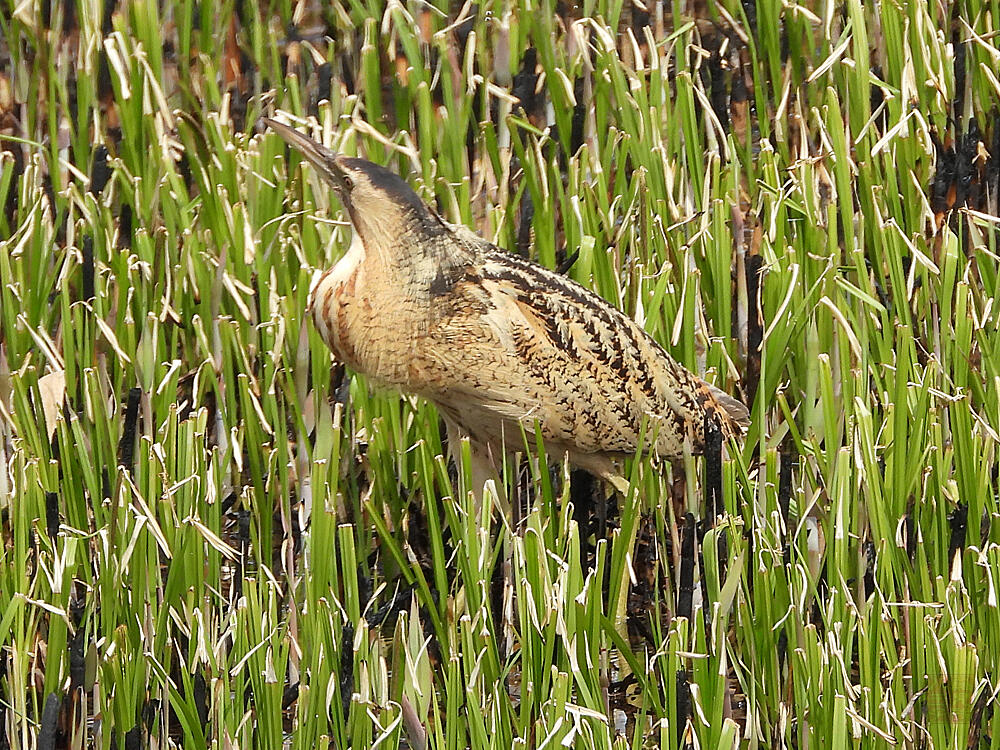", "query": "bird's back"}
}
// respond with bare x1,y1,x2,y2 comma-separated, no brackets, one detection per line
414,226,749,462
